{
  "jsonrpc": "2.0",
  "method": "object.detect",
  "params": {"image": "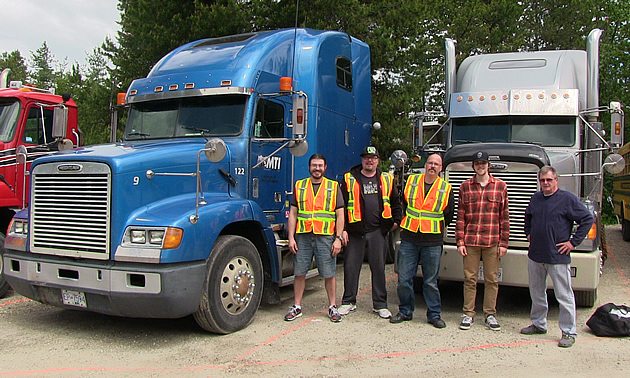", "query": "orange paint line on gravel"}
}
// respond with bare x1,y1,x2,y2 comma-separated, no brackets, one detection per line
606,245,630,298
236,272,399,362
236,274,398,361
0,337,603,376
0,297,30,306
